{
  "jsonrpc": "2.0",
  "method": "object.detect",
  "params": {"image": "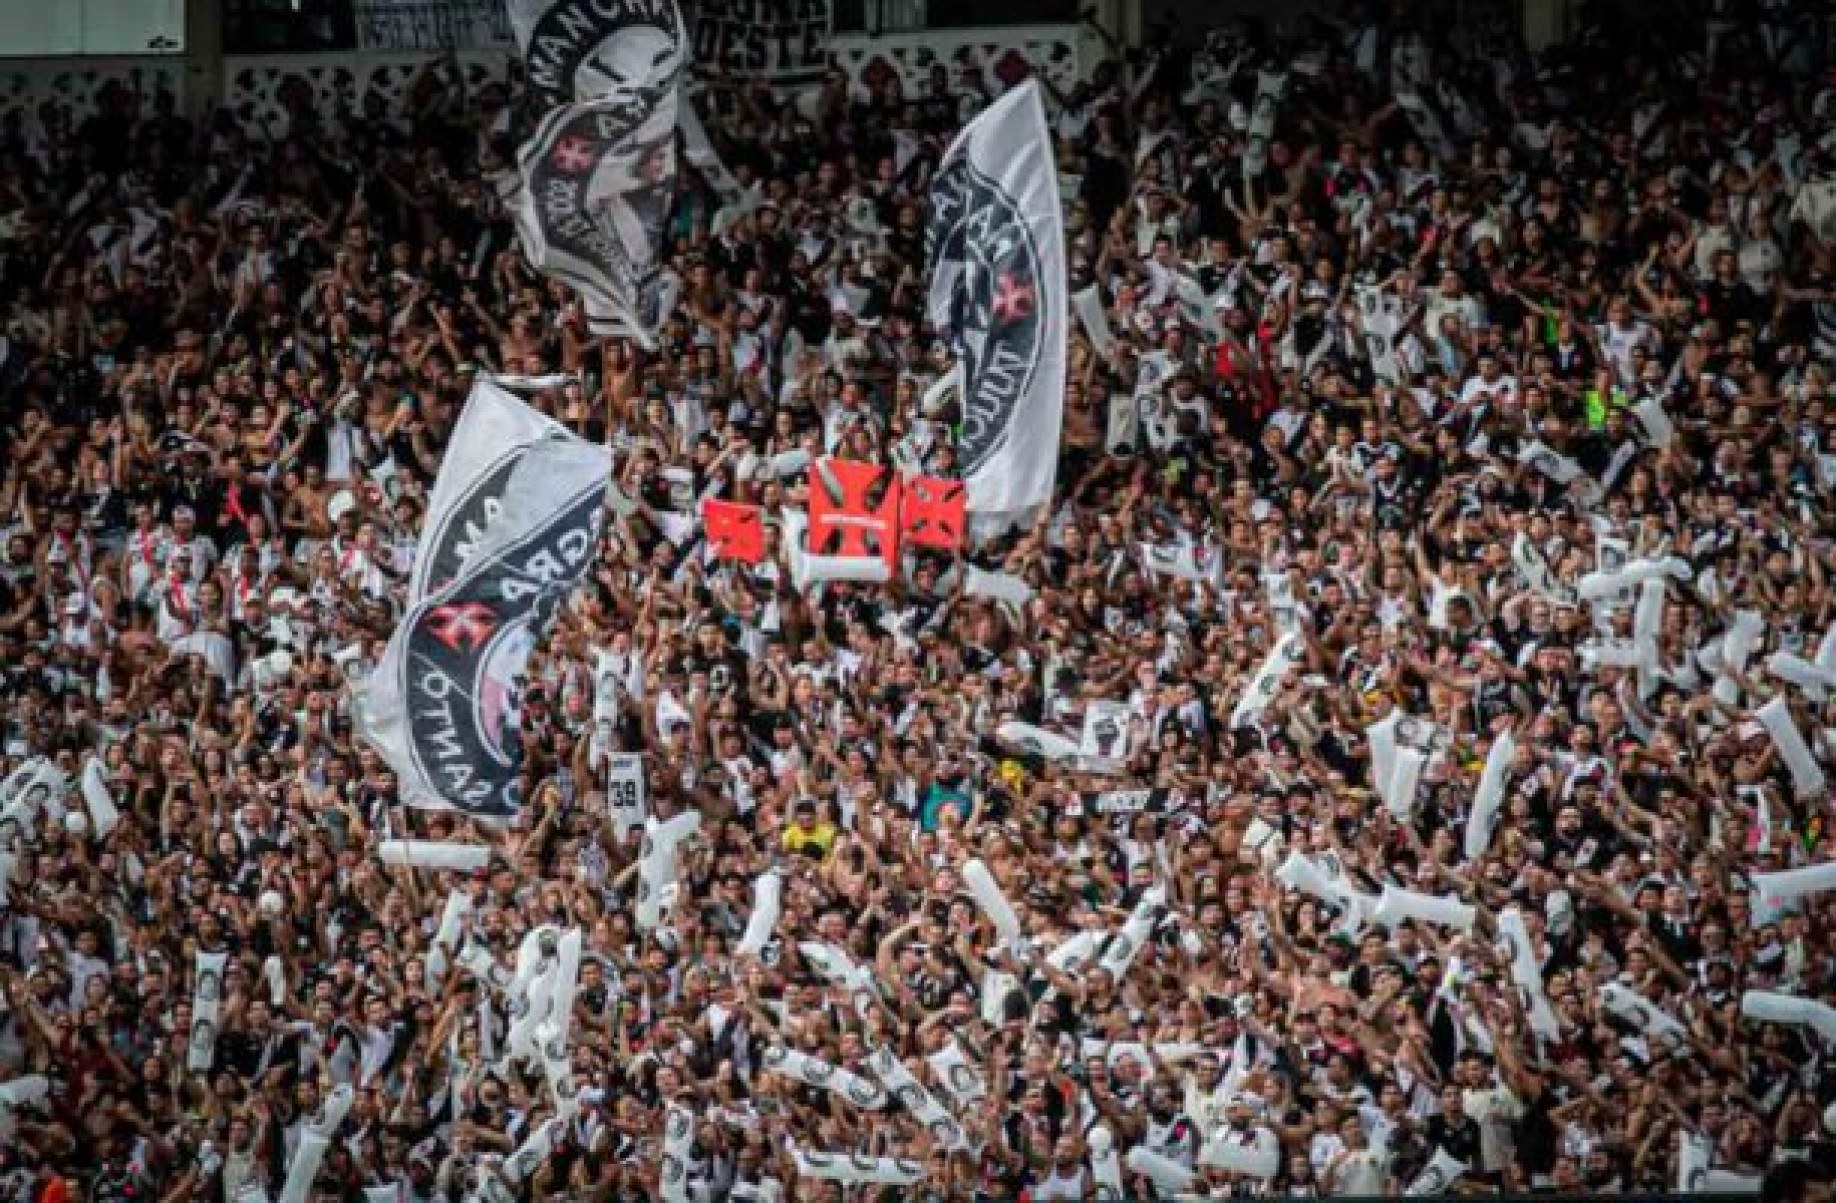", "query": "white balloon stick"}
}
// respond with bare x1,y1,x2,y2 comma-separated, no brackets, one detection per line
188,950,227,1072
995,721,1082,761
544,929,583,1051
963,858,1026,954
636,820,681,933
1756,696,1828,798
1464,731,1517,859
426,888,475,992
1371,884,1475,933
735,870,783,958
759,1046,886,1110
1742,990,1836,1047
865,1044,970,1151
1197,1128,1280,1180
1046,929,1103,974
1097,884,1166,982
1713,610,1767,705
1366,712,1398,801
794,553,890,590
277,1131,329,1203
377,840,491,871
1230,631,1303,729
1678,1129,1713,1194
1405,1147,1468,1195
1600,983,1690,1052
1576,556,1691,602
1768,650,1836,702
0,1075,49,1109
926,1038,987,1110
80,760,121,839
658,1105,695,1203
1089,1125,1124,1196
796,940,882,1017
1386,744,1426,820
1753,860,1836,910
963,566,1034,607
263,955,287,1007
502,1117,563,1187
1125,1147,1195,1191
1496,908,1561,1042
